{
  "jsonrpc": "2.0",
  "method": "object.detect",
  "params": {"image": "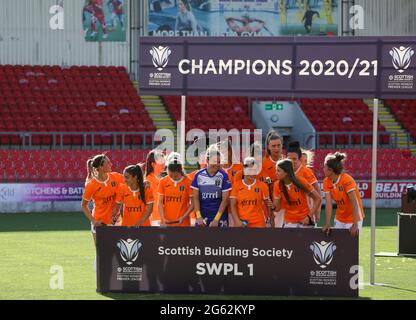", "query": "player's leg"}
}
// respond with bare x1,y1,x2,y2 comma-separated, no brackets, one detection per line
91,224,97,271
101,23,108,38
97,15,108,38
91,223,97,245
228,211,234,227
91,15,98,36
119,14,125,30
274,209,285,228
112,13,117,27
